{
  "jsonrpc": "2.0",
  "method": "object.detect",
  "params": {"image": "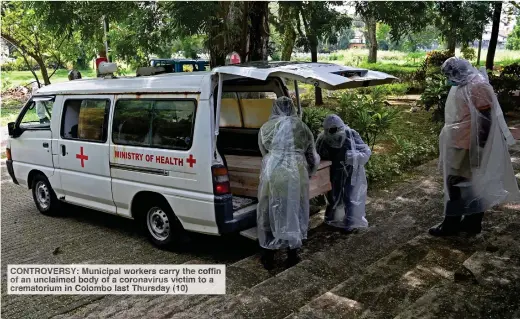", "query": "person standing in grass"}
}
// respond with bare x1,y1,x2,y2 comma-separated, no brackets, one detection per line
430,57,519,236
